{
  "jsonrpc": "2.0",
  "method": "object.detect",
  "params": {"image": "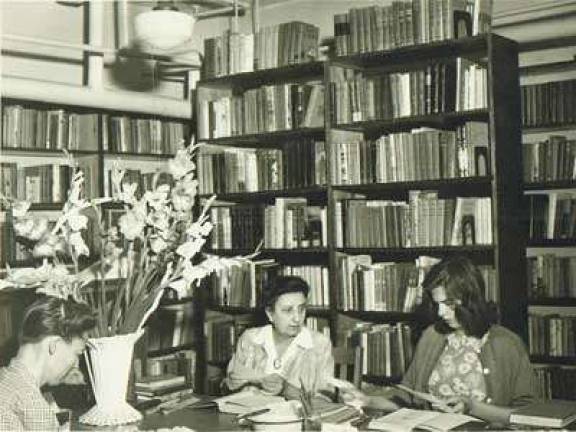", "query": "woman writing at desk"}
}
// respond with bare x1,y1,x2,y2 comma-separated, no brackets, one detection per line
0,295,96,430
343,256,536,425
226,276,334,399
